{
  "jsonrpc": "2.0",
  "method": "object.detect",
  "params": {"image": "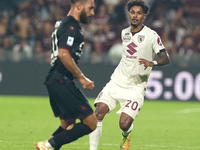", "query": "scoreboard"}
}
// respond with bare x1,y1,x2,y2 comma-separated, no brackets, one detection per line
145,69,200,101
